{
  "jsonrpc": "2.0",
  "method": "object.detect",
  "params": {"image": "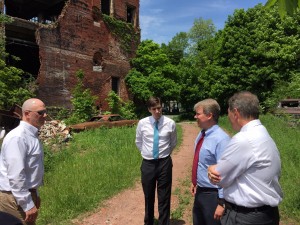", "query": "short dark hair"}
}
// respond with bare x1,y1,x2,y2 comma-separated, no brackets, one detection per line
228,91,260,119
147,97,161,108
